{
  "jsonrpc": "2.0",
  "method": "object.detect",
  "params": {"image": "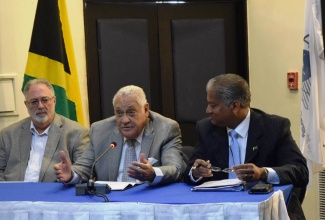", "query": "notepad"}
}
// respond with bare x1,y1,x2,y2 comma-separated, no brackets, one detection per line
191,178,246,192
95,181,140,191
